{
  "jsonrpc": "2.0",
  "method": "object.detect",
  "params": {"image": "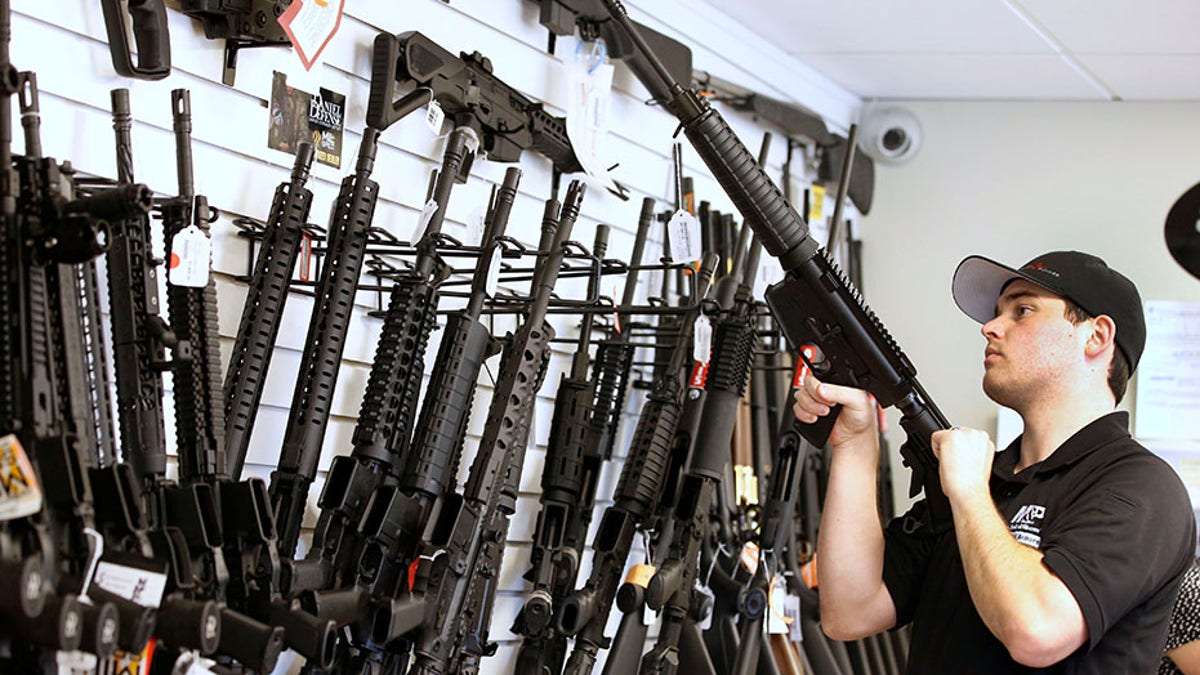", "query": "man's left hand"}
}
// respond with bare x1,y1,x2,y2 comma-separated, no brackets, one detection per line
931,427,996,502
